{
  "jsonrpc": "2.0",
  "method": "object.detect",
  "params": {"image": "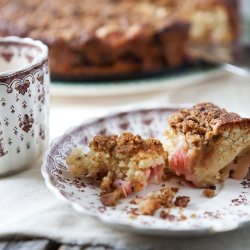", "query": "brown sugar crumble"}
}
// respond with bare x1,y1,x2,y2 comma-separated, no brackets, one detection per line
168,102,243,147
174,196,190,208
90,132,164,156
203,189,216,198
